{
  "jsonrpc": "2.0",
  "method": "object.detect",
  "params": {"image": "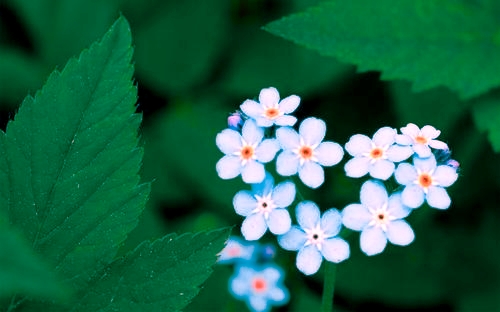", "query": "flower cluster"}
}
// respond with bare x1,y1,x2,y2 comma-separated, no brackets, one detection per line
342,124,459,255
215,88,460,301
218,236,289,312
